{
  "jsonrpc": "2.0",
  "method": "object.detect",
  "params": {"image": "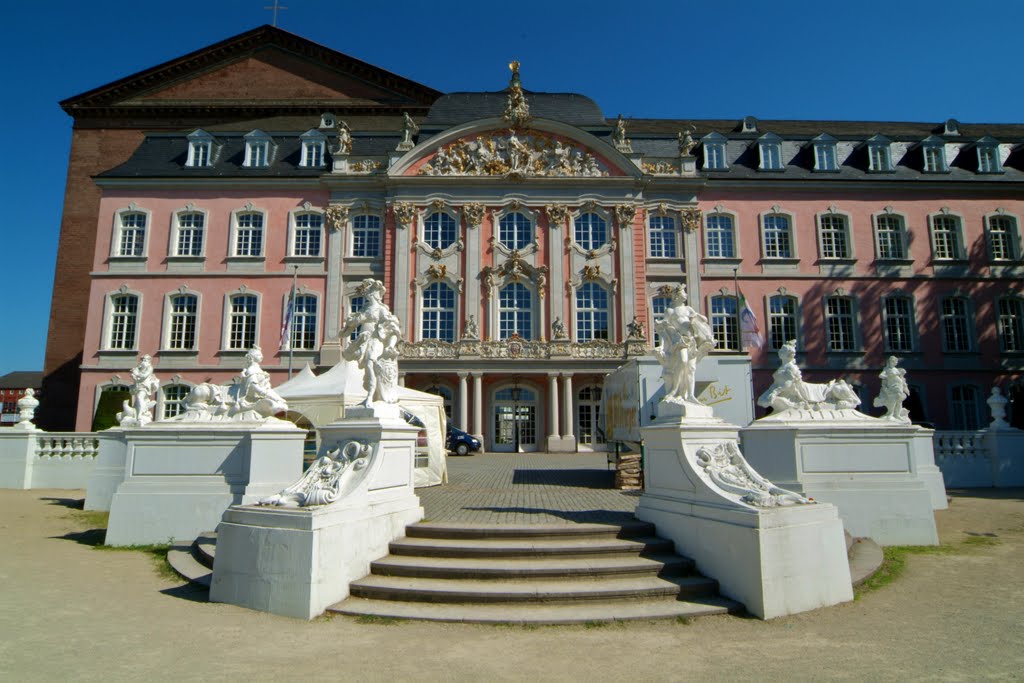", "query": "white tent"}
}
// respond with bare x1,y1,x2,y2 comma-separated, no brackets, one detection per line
275,361,447,487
